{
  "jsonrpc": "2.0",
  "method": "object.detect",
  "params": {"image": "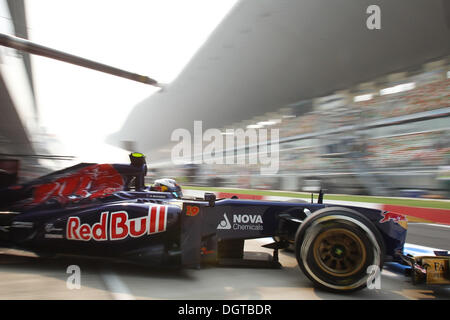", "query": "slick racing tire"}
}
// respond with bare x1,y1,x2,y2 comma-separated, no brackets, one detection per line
295,207,385,293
